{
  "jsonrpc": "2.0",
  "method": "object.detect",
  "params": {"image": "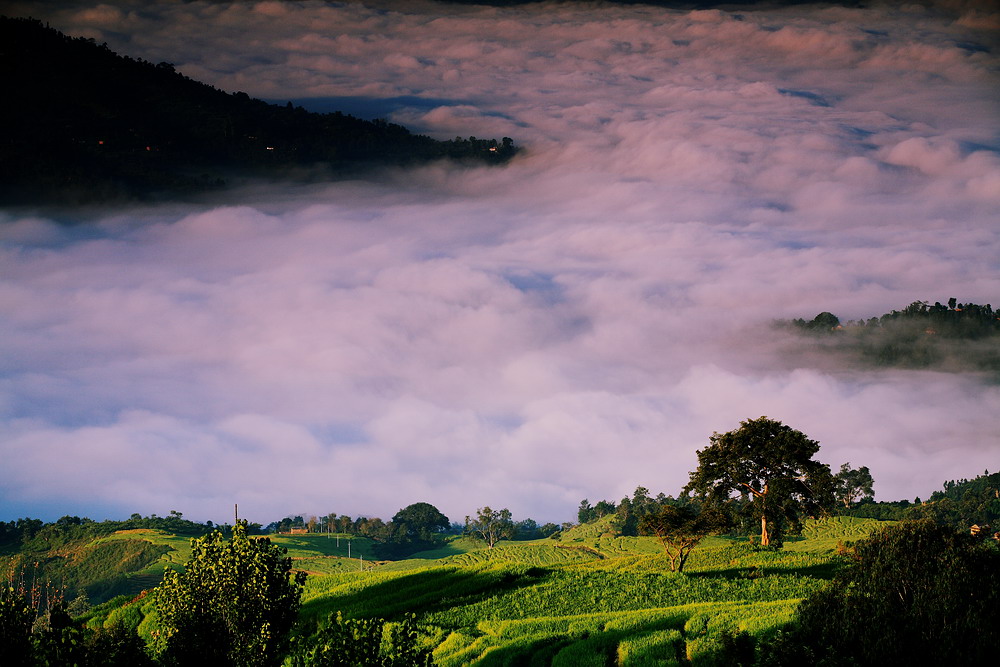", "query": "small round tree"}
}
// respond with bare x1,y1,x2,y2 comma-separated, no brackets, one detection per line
153,520,306,666
391,502,450,542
